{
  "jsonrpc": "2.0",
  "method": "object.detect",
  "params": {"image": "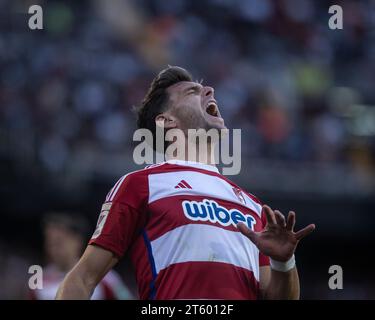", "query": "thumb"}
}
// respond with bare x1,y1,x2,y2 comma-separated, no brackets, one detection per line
237,222,258,244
